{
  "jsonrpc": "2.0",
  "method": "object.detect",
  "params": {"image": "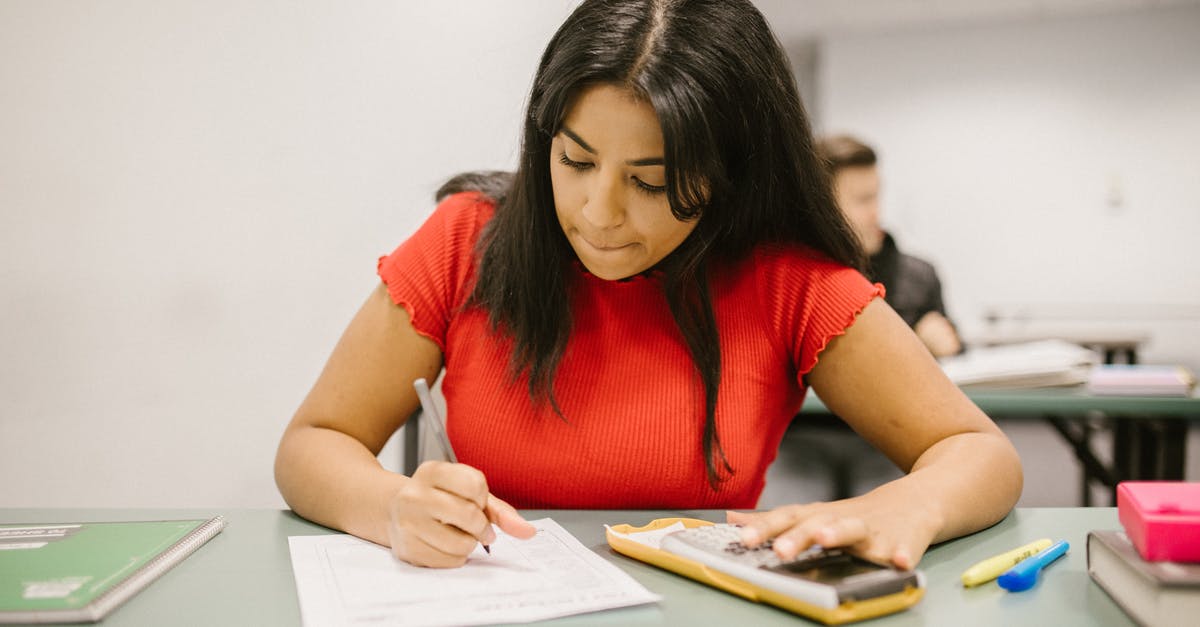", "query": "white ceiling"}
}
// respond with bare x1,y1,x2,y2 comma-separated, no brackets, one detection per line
753,0,1200,41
